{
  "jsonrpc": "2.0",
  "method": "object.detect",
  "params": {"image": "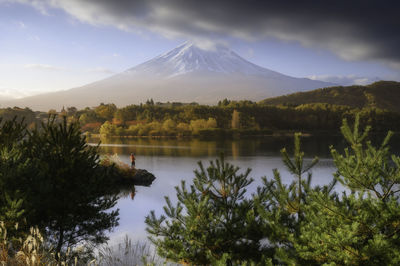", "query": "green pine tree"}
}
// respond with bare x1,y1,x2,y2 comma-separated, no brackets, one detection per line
0,116,120,260
0,118,31,241
26,116,120,258
254,133,332,264
145,155,264,264
296,114,400,264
